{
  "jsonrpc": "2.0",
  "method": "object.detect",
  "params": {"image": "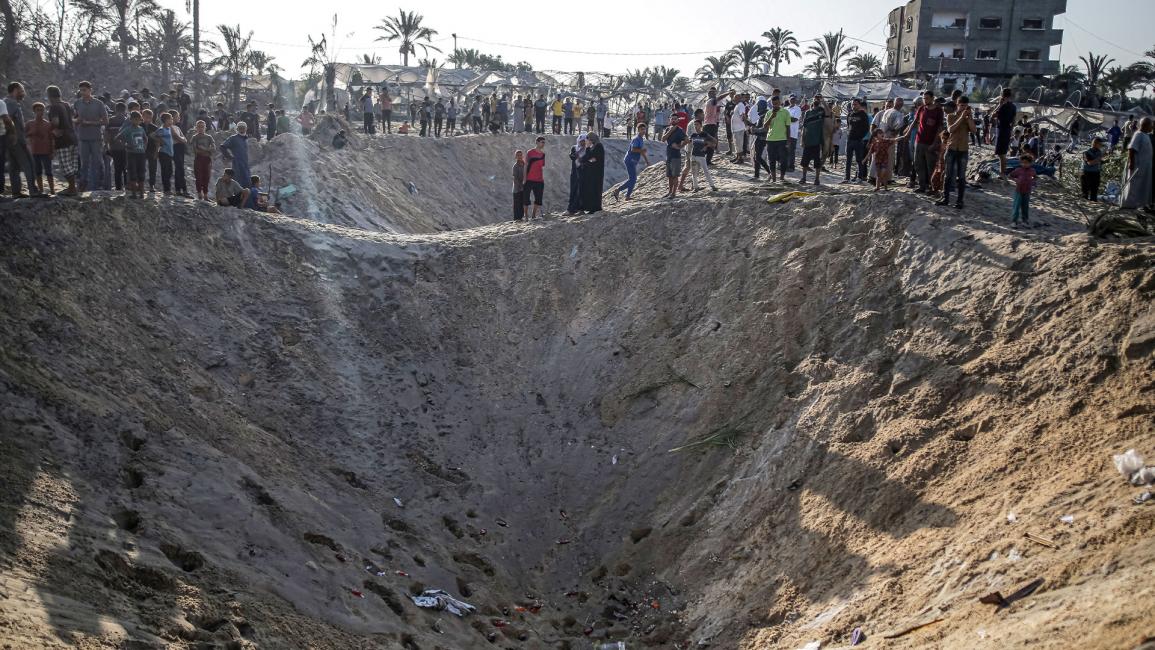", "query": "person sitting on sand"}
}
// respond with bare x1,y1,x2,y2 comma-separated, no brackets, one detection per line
398,121,411,135
332,129,348,149
244,175,282,214
214,167,249,207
